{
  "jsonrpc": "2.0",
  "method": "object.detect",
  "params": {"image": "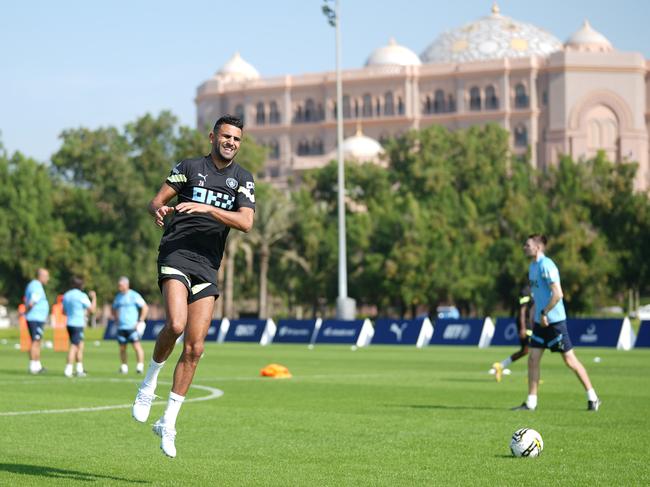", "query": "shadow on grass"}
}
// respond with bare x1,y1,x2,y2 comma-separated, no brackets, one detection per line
0,463,150,484
392,404,503,411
